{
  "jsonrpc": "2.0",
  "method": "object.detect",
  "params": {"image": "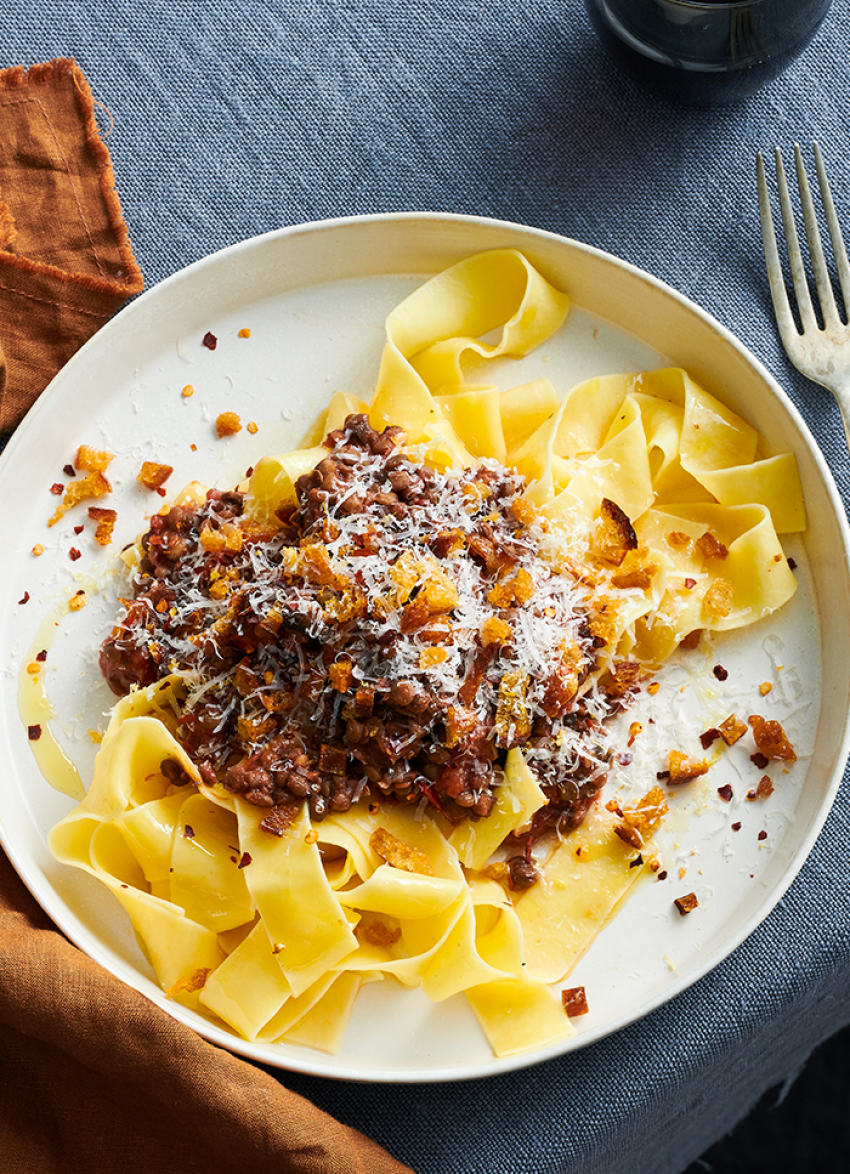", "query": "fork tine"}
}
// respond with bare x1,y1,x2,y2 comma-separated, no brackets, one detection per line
757,150,802,347
773,148,819,334
794,142,841,329
813,140,850,321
